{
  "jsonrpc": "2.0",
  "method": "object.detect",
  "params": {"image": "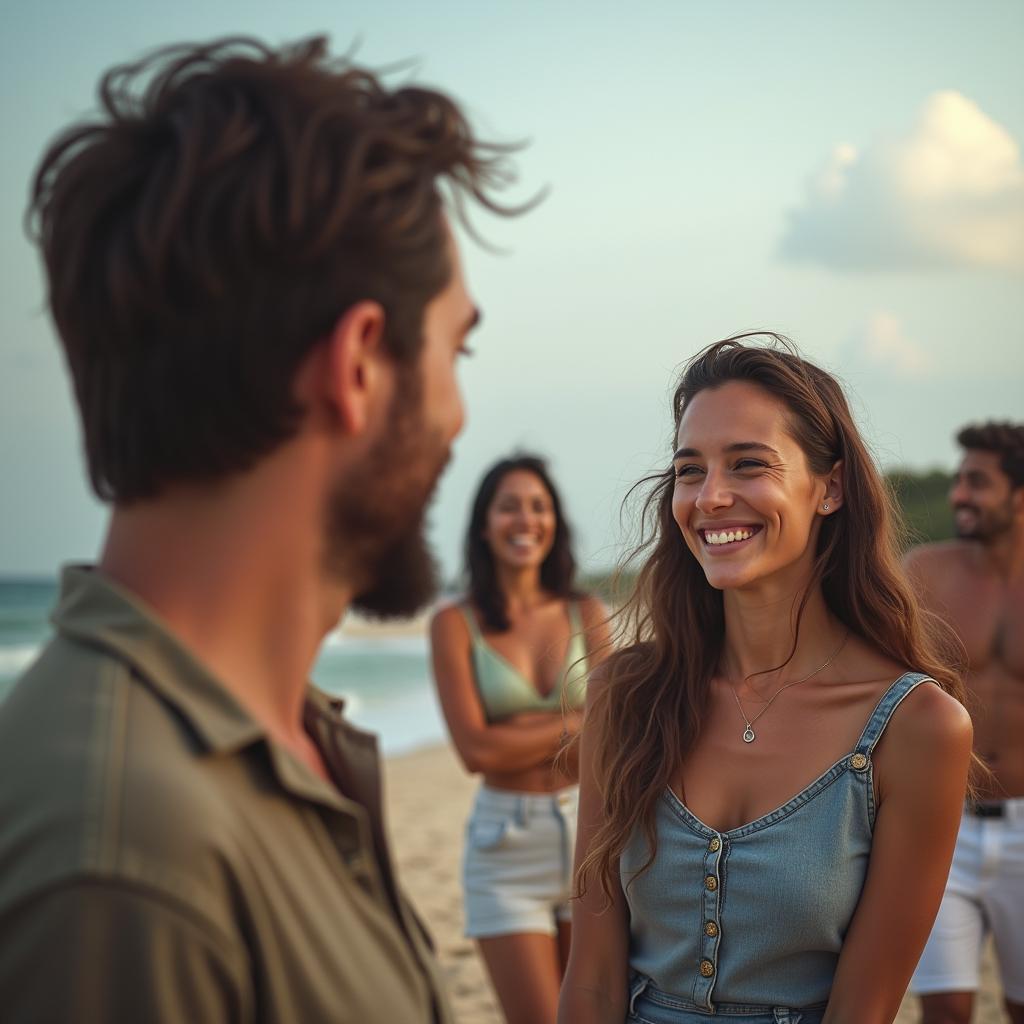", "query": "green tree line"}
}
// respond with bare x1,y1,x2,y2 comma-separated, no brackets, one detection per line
886,469,955,547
